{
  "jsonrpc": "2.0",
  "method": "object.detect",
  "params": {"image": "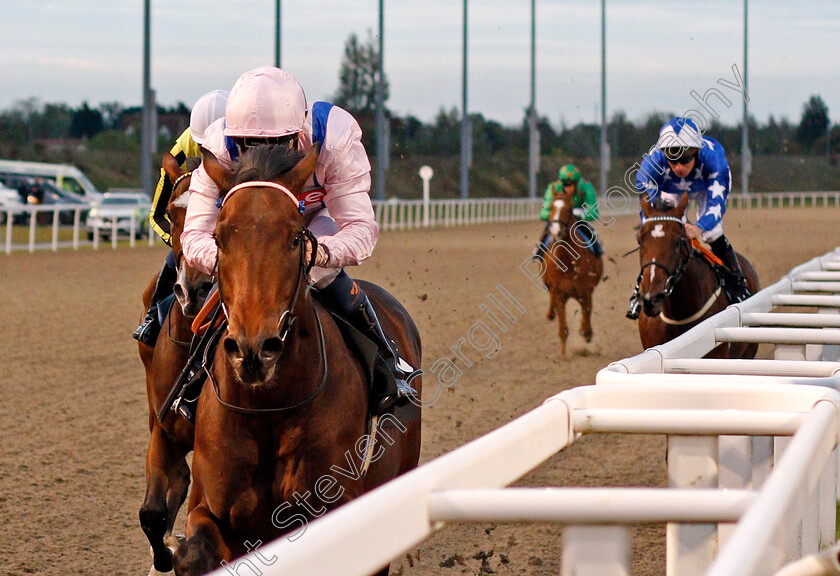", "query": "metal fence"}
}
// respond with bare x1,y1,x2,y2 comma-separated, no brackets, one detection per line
3,191,839,254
